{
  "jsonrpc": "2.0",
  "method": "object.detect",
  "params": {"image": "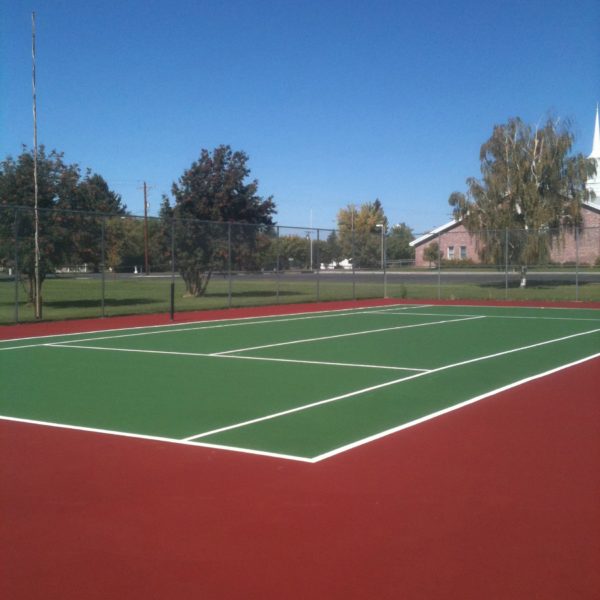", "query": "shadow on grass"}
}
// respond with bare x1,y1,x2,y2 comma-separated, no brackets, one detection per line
481,279,592,290
203,290,302,299
43,298,159,309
